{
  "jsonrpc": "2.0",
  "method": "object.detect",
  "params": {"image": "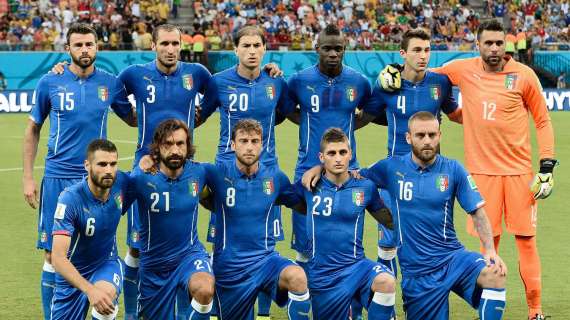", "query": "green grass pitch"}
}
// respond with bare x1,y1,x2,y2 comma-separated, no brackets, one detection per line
0,112,569,319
